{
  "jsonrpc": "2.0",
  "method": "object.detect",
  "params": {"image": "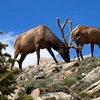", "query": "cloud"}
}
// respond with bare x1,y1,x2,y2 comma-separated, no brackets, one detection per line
0,32,59,68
